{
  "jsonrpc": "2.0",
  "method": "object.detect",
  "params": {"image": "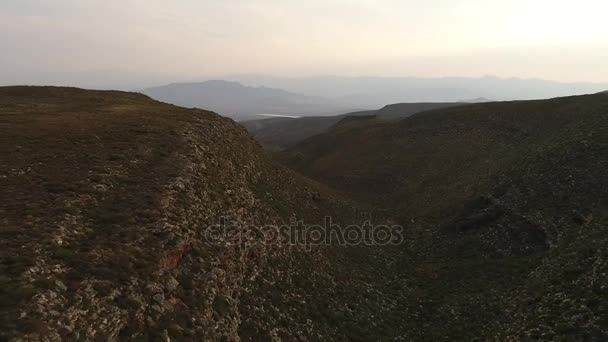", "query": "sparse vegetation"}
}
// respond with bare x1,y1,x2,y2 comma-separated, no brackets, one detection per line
1,87,607,340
